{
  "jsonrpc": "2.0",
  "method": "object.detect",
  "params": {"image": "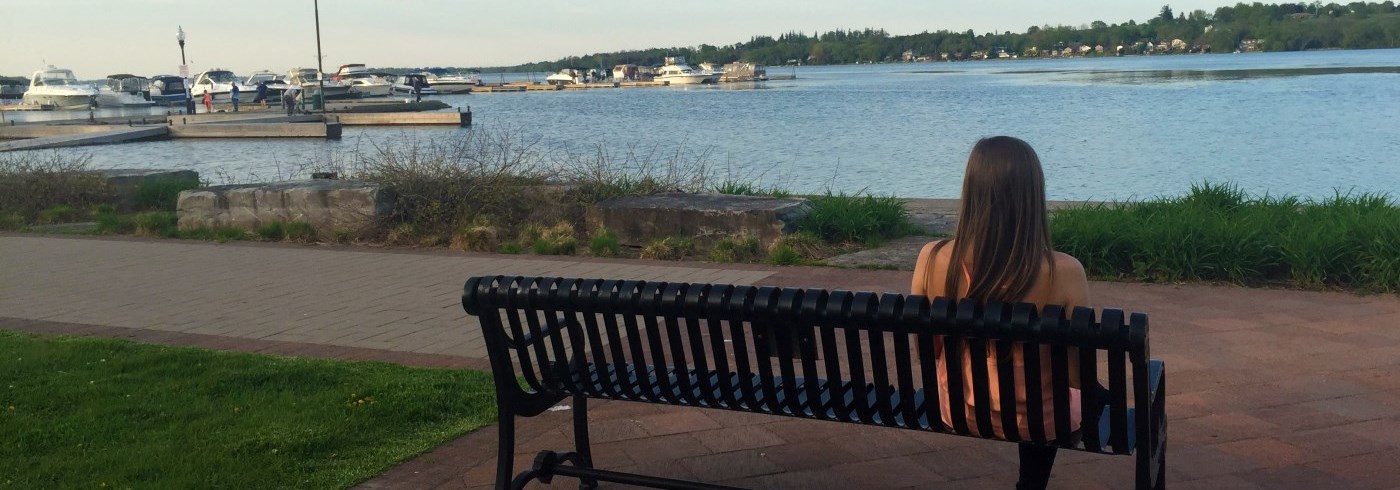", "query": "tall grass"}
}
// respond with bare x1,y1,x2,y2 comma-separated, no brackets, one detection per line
0,152,114,220
798,191,917,244
1051,182,1400,292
